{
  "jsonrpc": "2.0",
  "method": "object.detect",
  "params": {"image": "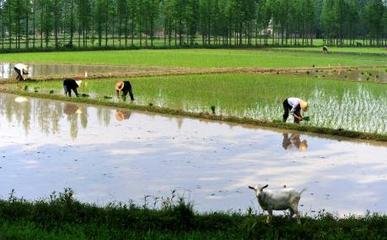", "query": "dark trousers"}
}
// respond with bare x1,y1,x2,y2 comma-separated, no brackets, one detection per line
122,81,134,101
63,79,79,97
283,99,301,123
64,85,79,97
14,67,24,81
